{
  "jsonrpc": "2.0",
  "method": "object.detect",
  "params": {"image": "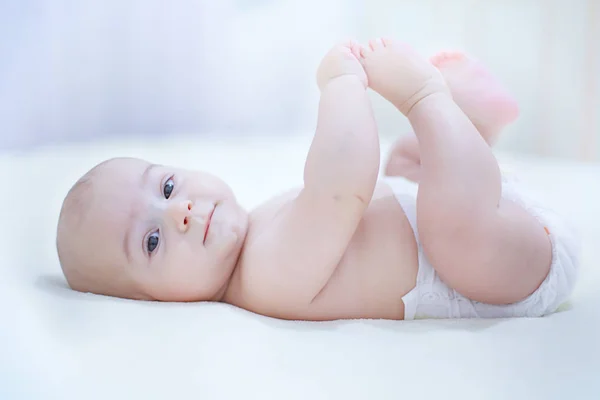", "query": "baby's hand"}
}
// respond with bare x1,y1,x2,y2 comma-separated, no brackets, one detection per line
316,40,368,91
